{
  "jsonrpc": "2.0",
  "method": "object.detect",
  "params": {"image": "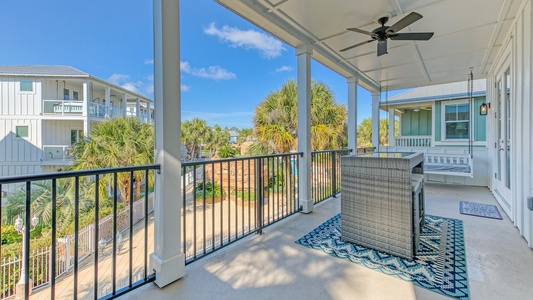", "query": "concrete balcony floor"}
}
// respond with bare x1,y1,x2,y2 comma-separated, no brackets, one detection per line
125,183,533,300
